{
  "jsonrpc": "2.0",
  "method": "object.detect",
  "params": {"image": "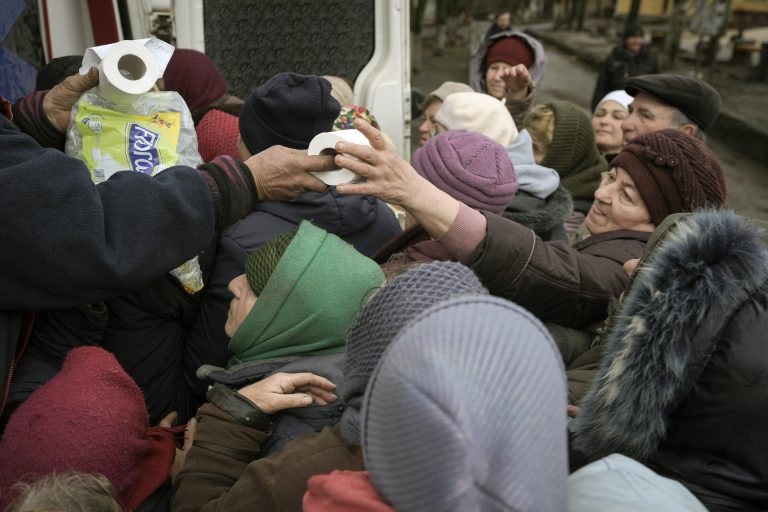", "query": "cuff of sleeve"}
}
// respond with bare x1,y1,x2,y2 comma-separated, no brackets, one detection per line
194,403,271,451
196,156,258,231
12,91,66,149
437,202,487,263
205,383,272,432
1,97,12,120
